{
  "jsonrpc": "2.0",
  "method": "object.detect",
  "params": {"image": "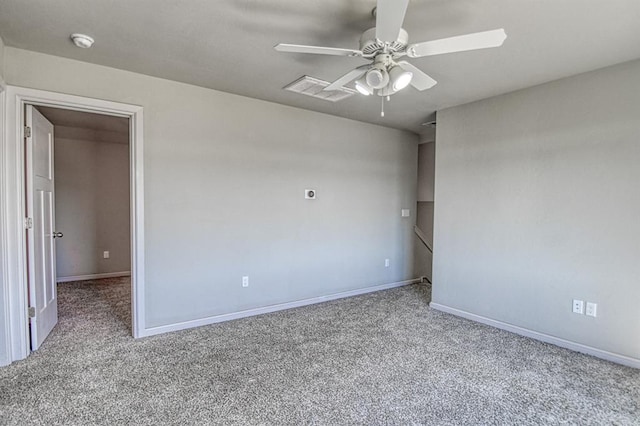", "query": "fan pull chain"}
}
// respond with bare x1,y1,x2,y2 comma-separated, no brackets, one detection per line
381,96,385,117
